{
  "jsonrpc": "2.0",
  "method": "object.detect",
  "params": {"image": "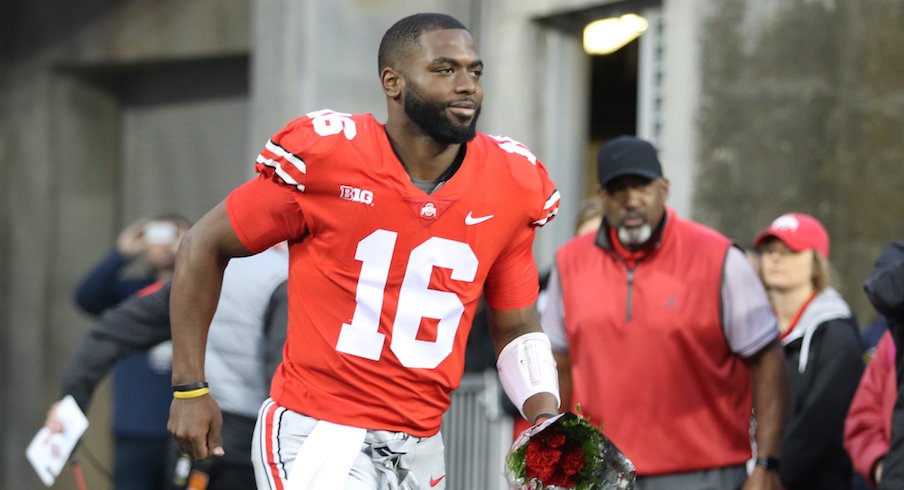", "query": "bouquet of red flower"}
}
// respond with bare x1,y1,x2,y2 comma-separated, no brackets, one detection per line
506,412,635,490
